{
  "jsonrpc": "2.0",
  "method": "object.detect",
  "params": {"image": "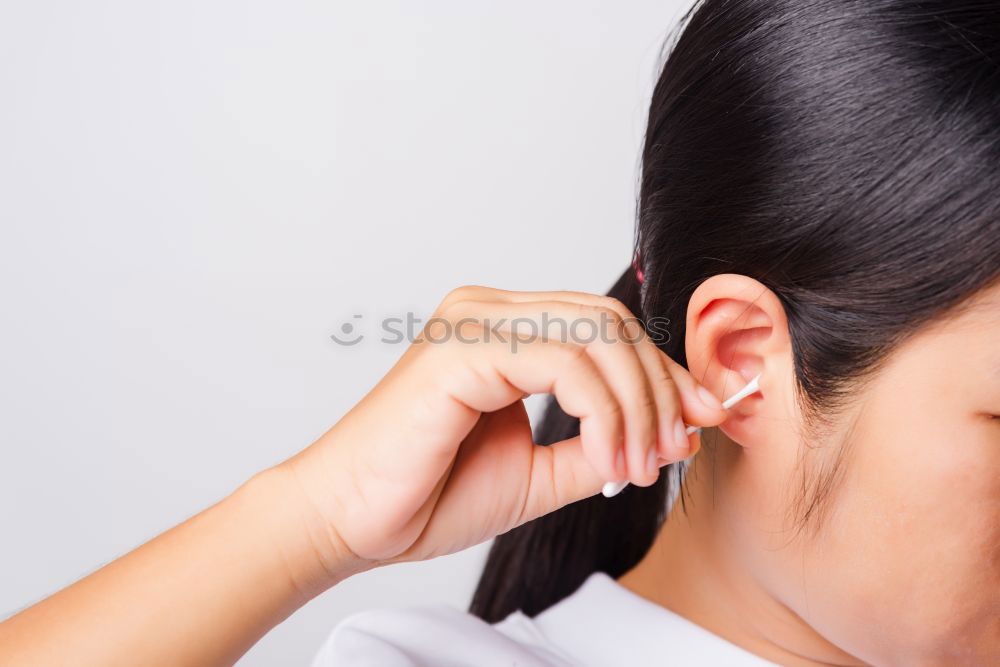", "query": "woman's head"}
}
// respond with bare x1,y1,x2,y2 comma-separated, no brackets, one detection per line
670,274,1000,664
473,0,1000,662
636,0,1000,435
